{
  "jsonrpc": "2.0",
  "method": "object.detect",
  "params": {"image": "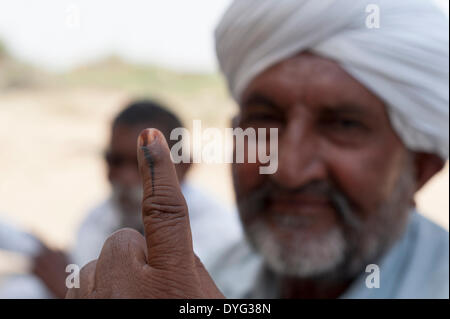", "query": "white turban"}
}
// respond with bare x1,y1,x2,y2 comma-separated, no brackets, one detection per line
215,0,449,159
